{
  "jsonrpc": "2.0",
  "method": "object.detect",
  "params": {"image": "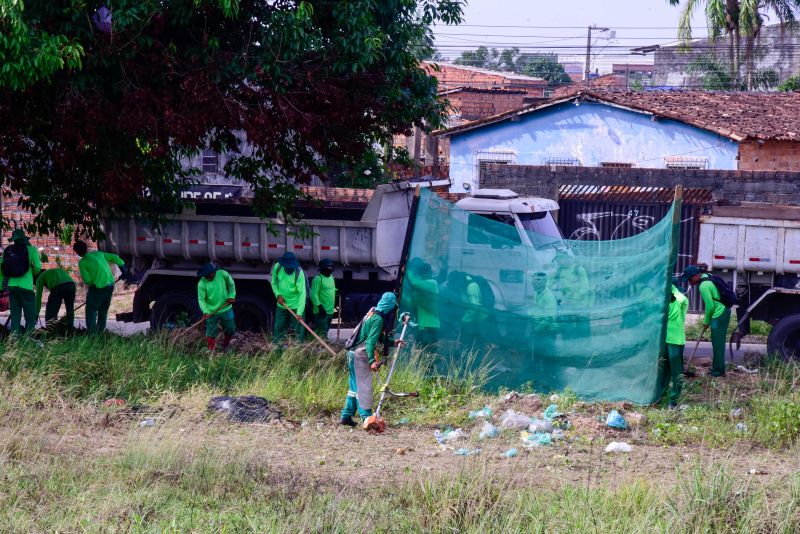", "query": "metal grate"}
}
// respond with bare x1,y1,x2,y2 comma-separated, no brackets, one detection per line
202,149,219,173
600,161,635,168
543,156,581,166
664,156,708,170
